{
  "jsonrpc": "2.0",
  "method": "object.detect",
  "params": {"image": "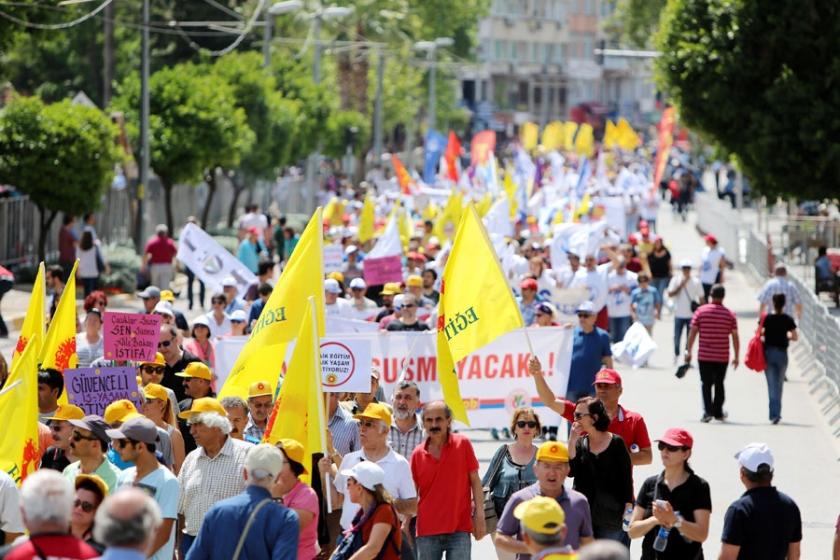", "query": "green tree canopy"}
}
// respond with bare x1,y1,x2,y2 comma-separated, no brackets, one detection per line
323,110,372,159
